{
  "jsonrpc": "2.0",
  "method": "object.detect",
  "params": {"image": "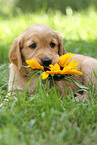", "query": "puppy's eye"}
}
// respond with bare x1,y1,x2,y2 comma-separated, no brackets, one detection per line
50,42,55,48
29,43,36,49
